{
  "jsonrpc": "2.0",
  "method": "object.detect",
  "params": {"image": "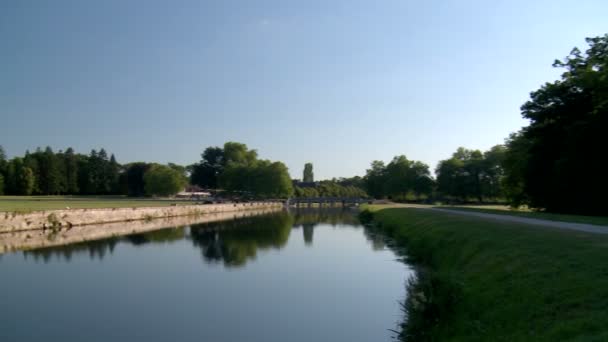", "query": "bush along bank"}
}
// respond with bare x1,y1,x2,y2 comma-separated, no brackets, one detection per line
359,206,608,341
